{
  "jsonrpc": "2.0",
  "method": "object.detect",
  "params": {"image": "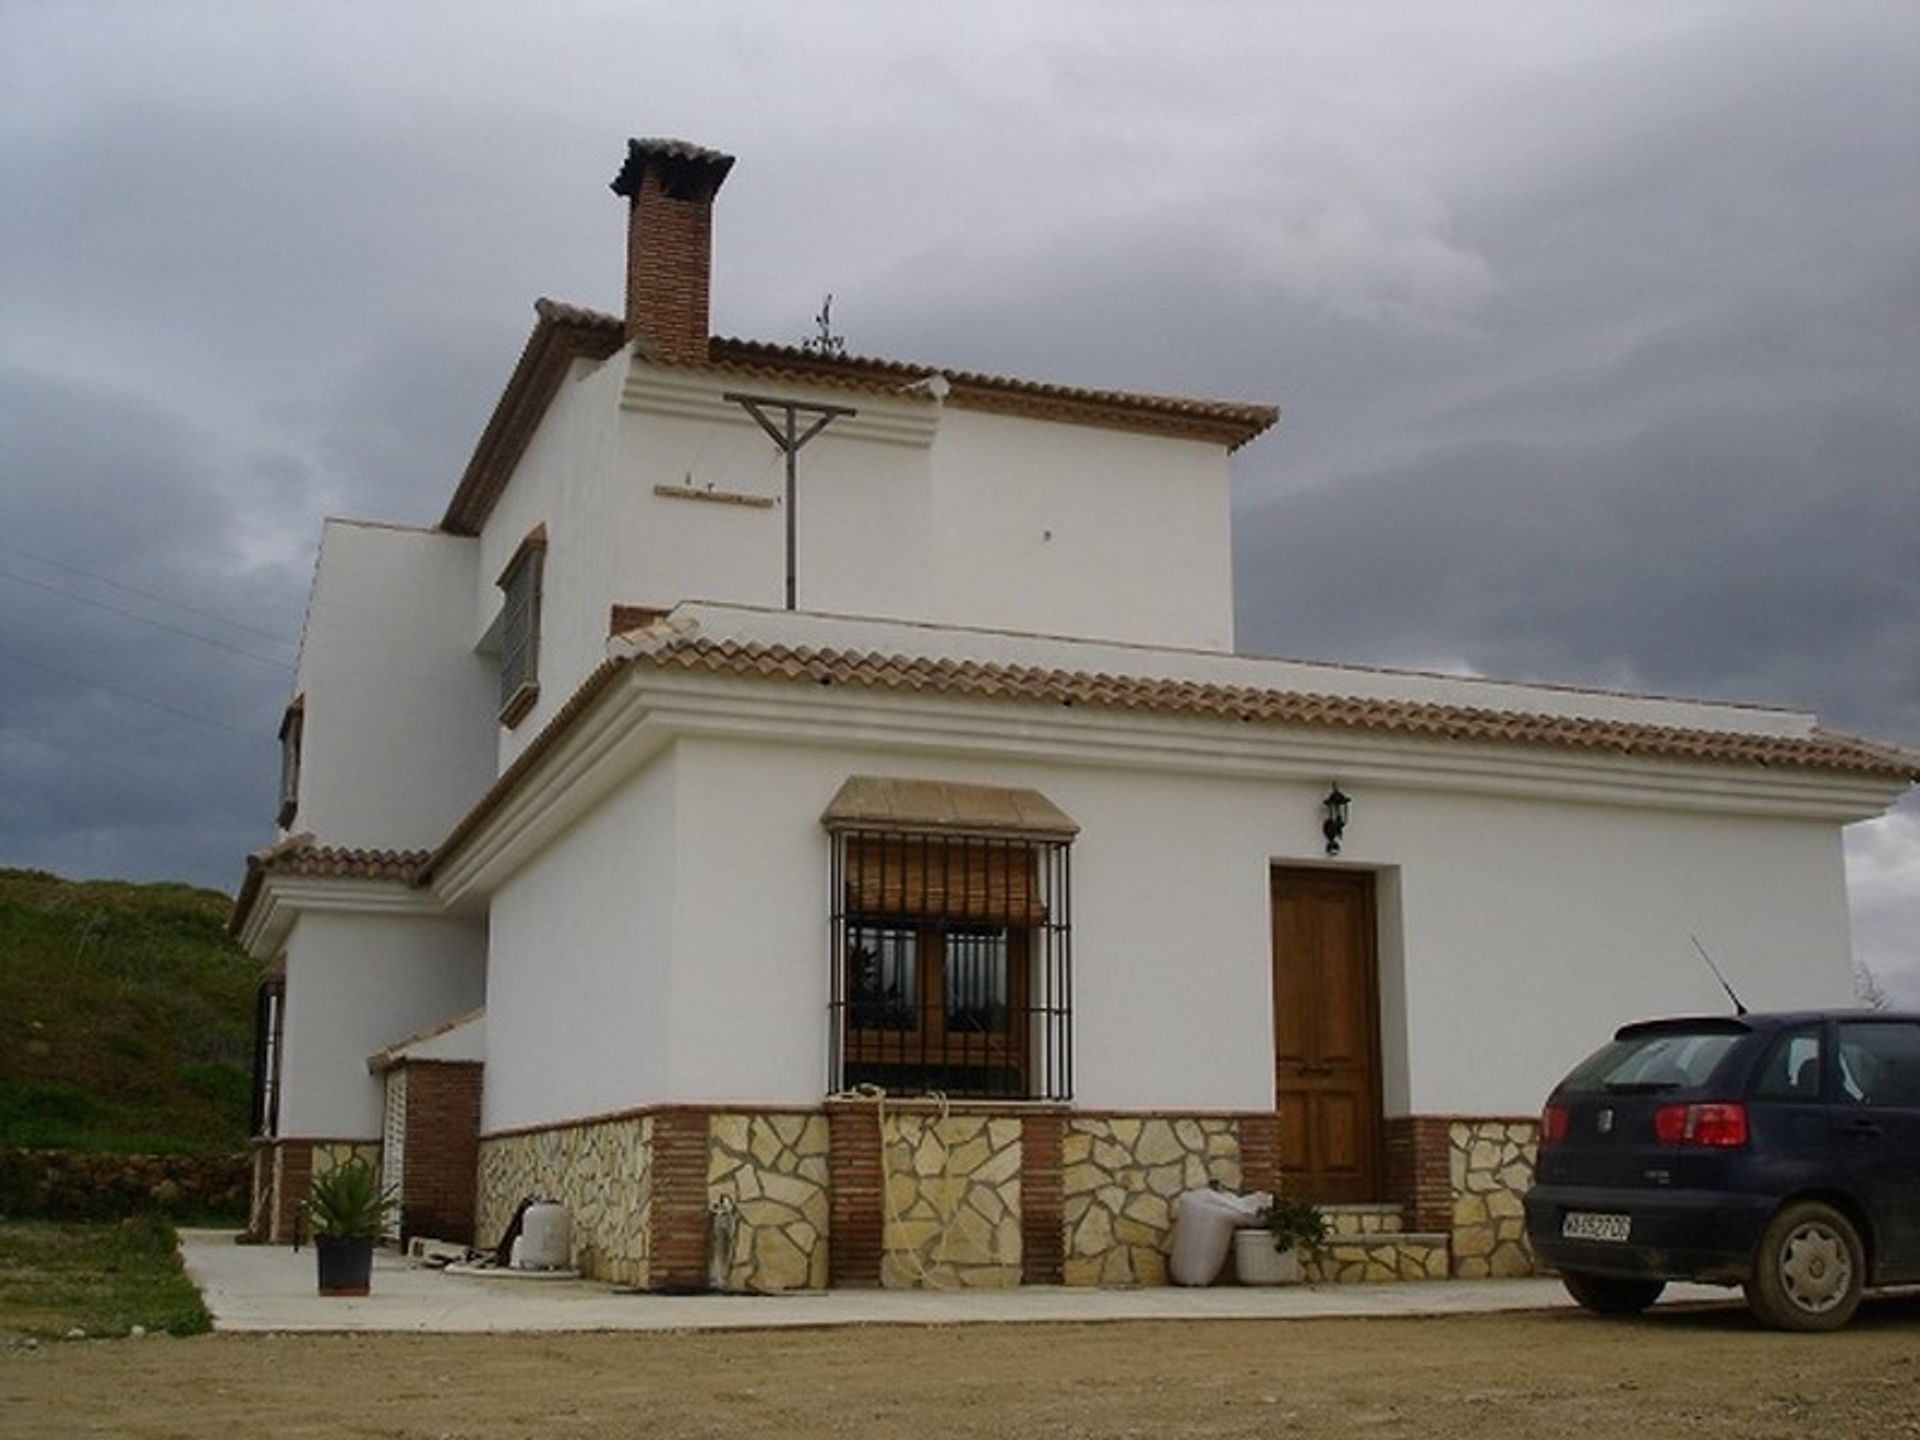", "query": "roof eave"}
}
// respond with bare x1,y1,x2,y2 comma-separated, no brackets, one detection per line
439,300,625,536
